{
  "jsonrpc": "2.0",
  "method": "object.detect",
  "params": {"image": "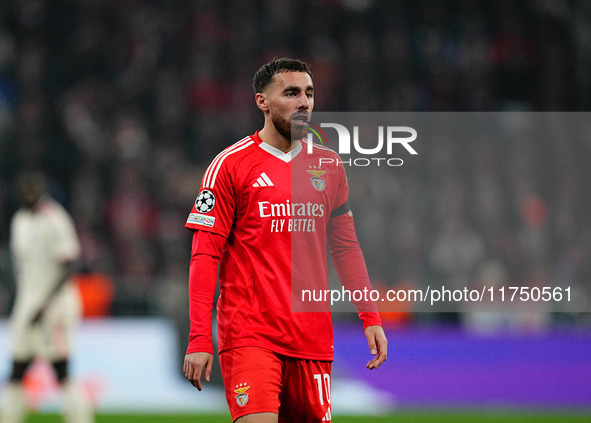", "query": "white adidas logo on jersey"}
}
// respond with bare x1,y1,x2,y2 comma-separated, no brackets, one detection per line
253,172,274,188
